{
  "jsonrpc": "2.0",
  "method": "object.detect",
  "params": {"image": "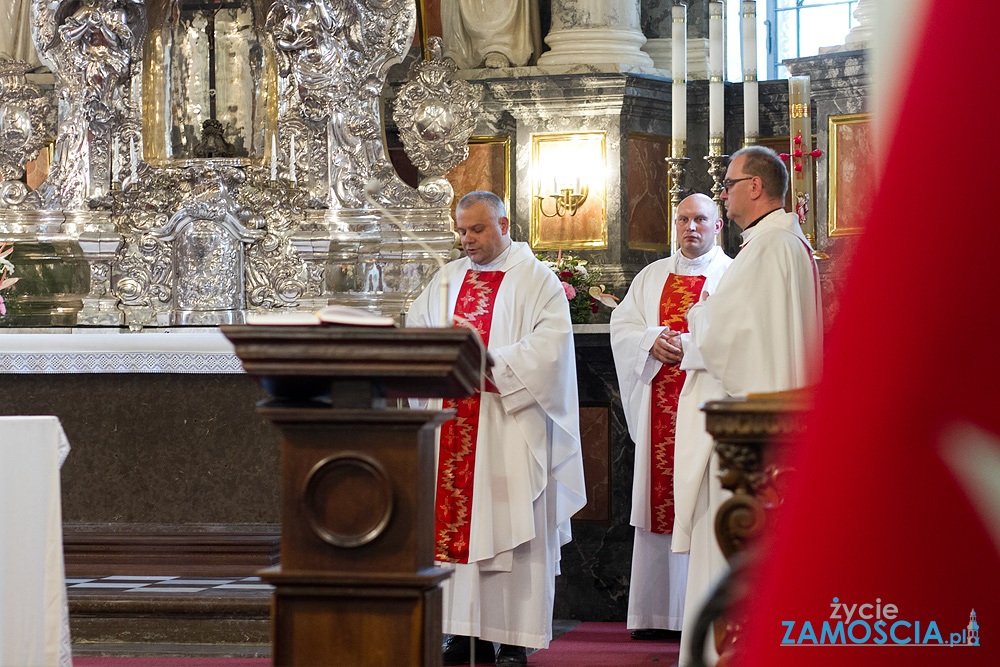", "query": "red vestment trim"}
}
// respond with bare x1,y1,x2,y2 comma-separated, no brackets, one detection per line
649,273,707,534
434,269,505,563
